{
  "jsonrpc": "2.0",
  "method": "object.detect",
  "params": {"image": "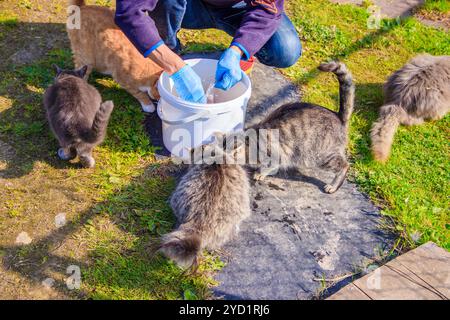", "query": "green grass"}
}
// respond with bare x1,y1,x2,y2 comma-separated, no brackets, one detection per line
422,0,450,13
284,0,450,250
0,0,448,300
